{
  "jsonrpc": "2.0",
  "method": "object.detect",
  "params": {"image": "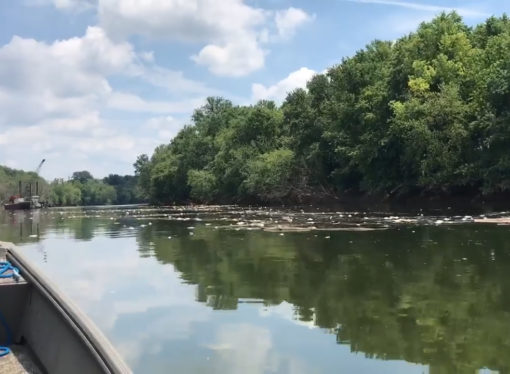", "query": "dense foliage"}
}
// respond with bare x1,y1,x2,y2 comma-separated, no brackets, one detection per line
49,171,144,206
137,13,510,204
